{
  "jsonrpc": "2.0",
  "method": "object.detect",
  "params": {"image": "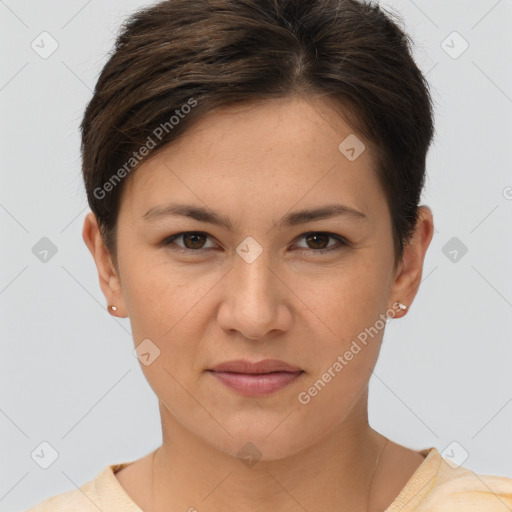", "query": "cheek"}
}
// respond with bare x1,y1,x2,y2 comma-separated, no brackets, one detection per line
289,257,391,403
292,259,390,344
119,246,206,334
123,264,207,411
120,253,220,385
